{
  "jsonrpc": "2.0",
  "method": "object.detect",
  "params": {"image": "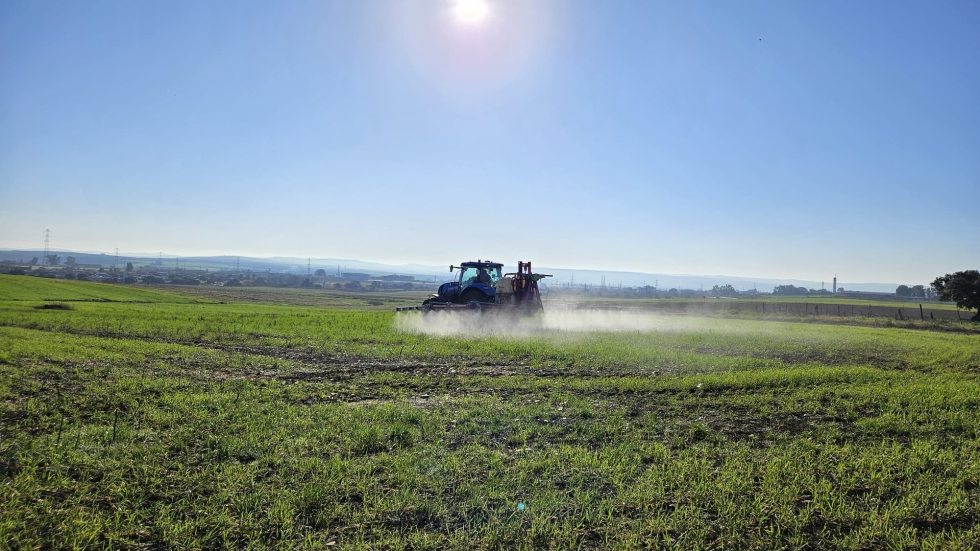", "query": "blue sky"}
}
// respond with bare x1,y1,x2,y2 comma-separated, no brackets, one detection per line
1,0,977,284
